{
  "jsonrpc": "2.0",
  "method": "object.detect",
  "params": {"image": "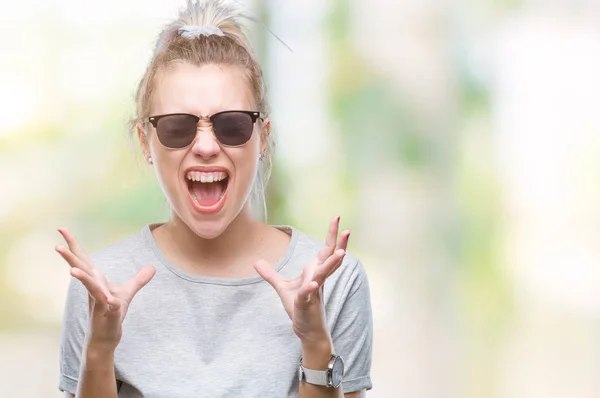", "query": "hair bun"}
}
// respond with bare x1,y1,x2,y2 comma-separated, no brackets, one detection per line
178,25,225,38
180,0,245,29
153,0,252,58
